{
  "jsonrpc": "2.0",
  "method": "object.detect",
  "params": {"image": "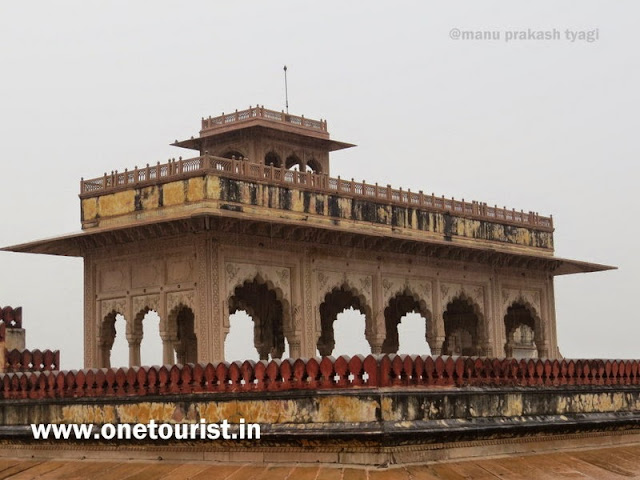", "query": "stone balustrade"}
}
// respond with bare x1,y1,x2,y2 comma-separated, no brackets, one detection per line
1,354,637,400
